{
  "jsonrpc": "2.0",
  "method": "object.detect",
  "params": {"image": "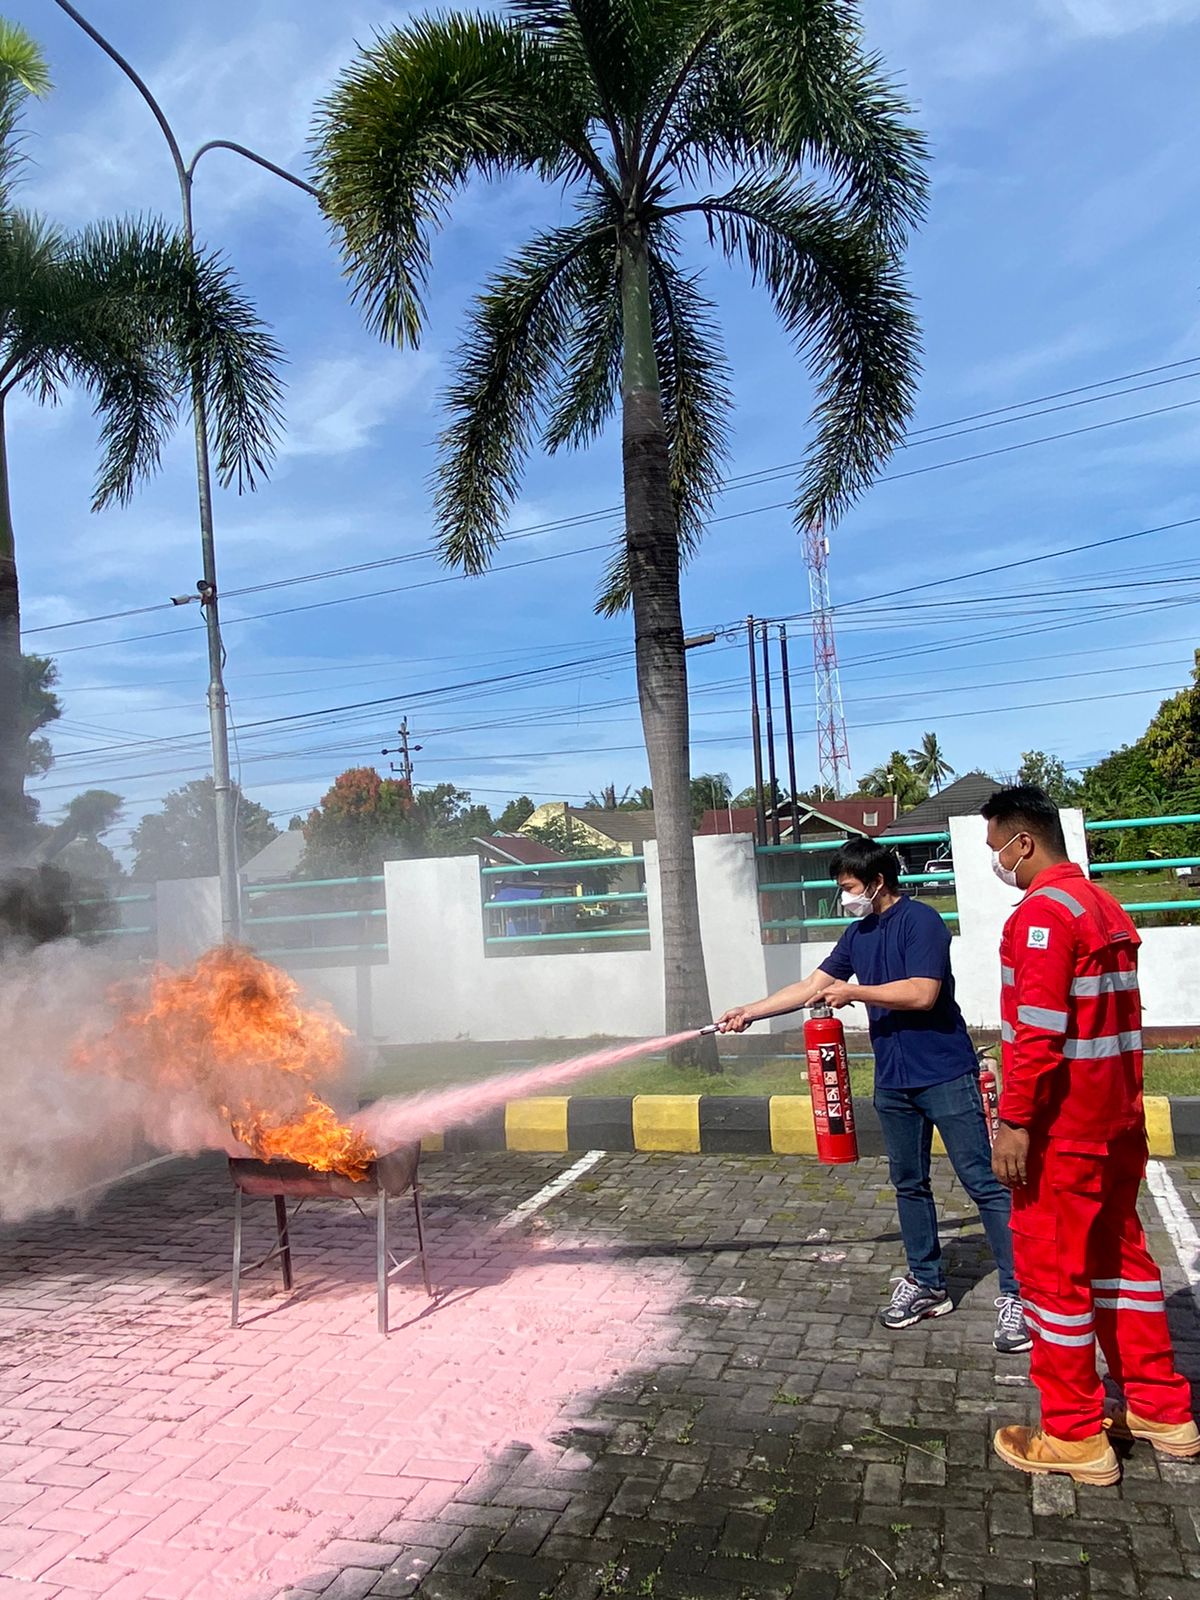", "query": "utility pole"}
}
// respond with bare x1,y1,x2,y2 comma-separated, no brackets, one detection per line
381,720,422,790
746,617,767,847
778,624,800,821
759,623,781,845
55,0,318,943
